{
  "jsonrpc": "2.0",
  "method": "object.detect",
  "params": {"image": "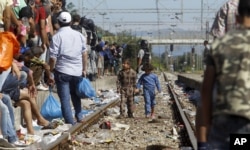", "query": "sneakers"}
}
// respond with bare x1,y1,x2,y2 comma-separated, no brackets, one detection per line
145,114,150,118
36,84,49,91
